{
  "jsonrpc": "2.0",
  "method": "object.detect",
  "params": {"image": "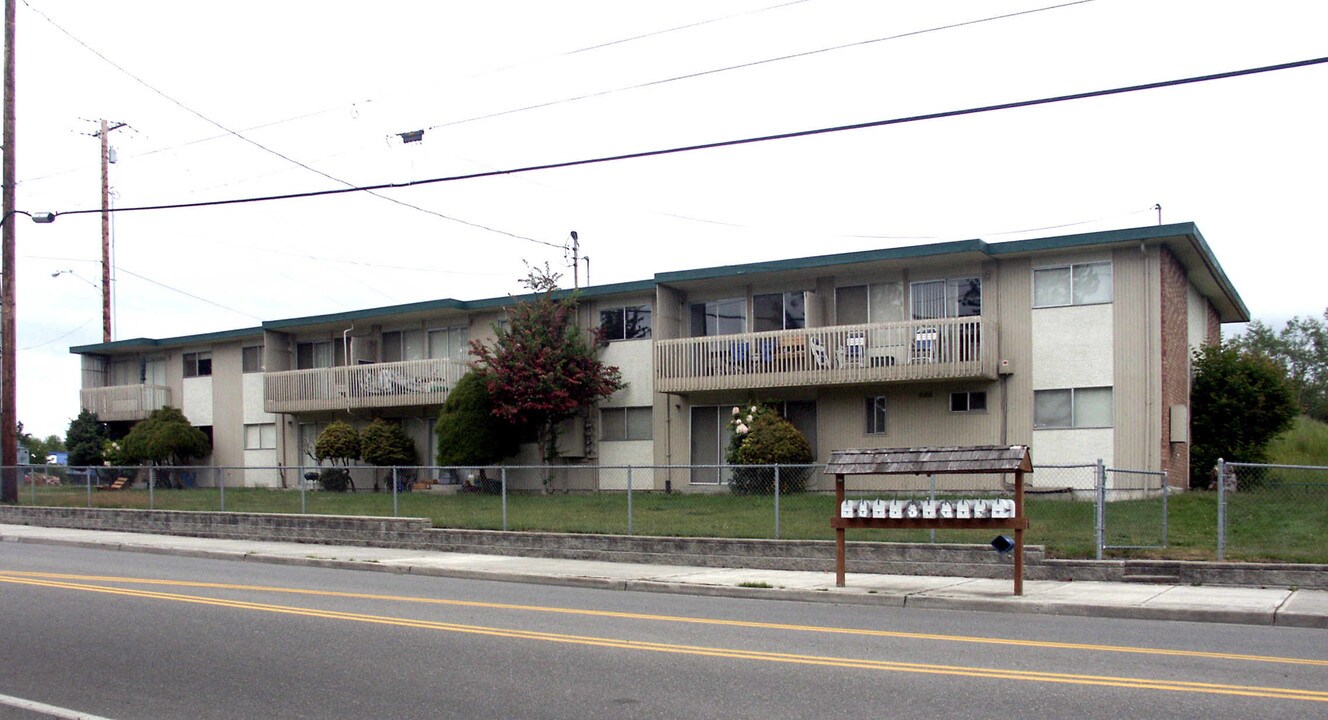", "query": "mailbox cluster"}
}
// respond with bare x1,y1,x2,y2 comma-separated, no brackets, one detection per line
839,498,1017,520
